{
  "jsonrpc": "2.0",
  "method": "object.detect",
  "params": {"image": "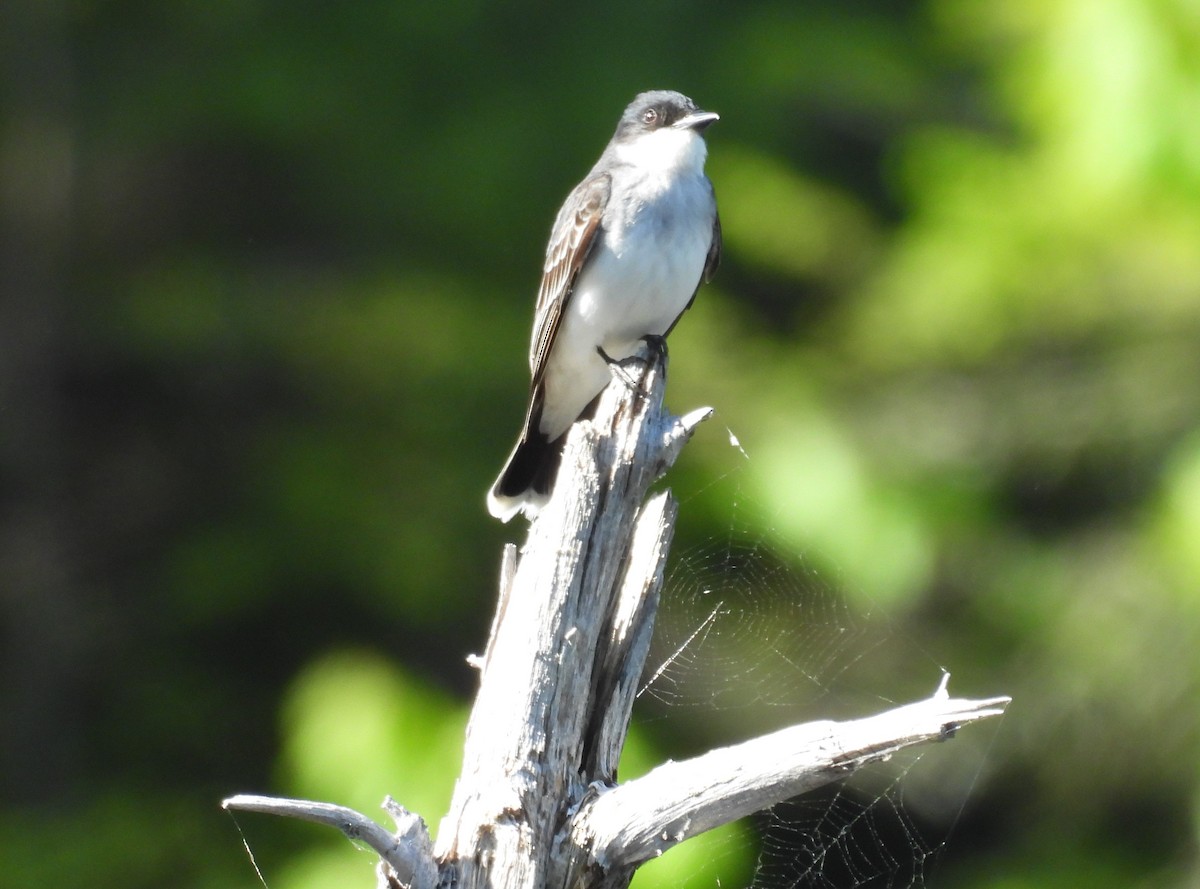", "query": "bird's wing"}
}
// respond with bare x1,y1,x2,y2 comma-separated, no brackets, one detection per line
704,210,722,283
528,173,611,386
